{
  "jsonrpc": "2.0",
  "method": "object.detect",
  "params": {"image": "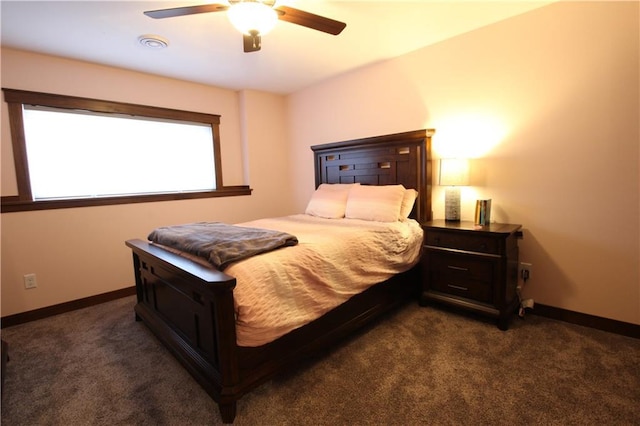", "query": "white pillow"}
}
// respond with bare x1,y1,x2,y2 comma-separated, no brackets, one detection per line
400,189,419,219
345,184,406,222
305,183,358,219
